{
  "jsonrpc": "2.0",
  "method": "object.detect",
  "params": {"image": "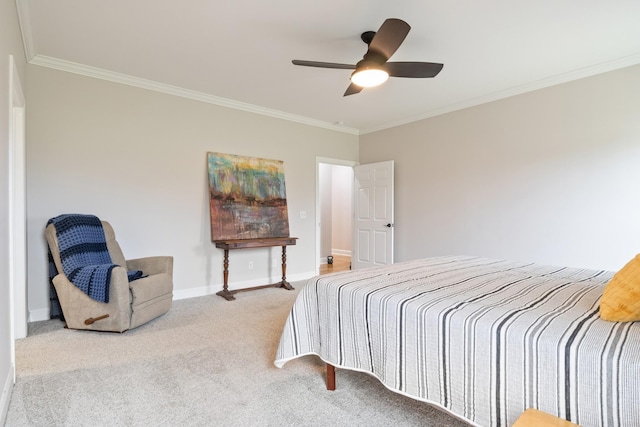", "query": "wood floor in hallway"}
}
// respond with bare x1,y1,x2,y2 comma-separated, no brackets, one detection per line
319,254,351,275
